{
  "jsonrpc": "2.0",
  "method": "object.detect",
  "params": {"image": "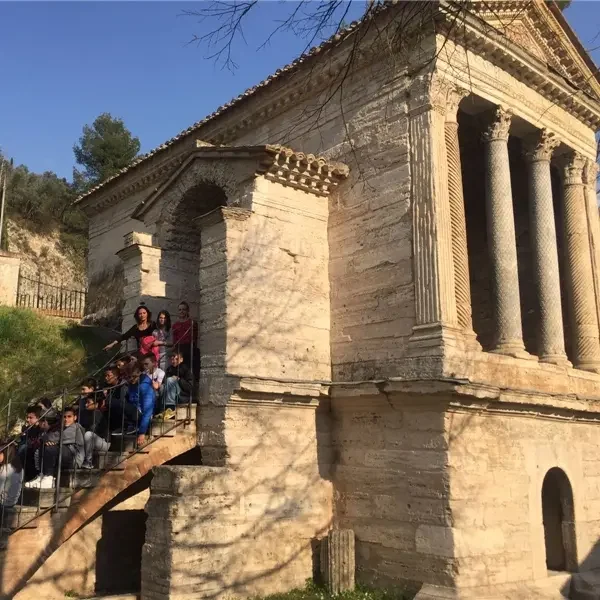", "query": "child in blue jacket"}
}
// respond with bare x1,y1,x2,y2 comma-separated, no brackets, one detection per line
124,361,155,446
